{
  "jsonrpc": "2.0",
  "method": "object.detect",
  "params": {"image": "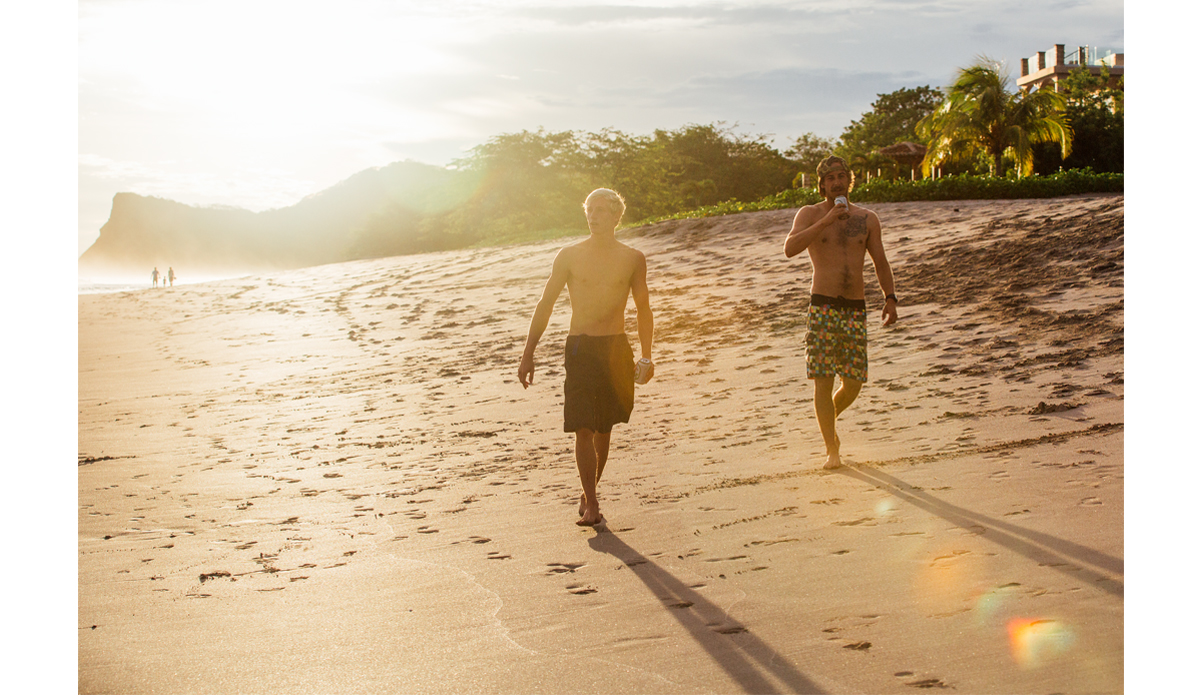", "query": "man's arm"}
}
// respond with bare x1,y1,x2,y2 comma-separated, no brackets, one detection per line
630,249,655,383
784,203,841,258
518,250,570,388
865,212,898,326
